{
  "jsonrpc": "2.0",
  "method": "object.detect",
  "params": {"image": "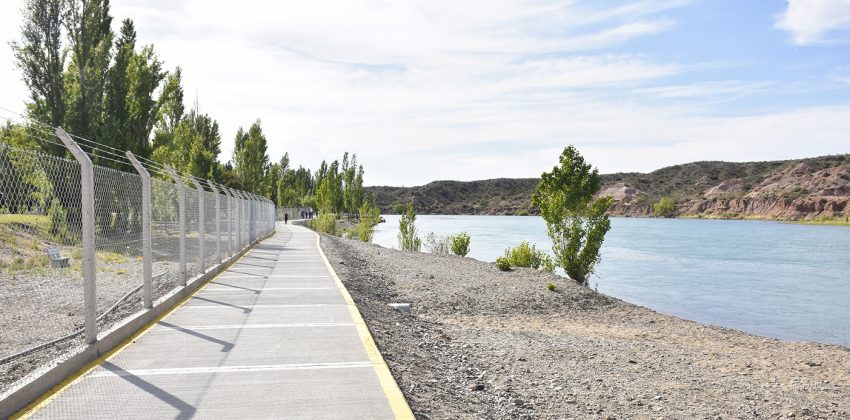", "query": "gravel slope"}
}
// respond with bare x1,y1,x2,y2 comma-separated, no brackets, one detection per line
320,234,850,419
